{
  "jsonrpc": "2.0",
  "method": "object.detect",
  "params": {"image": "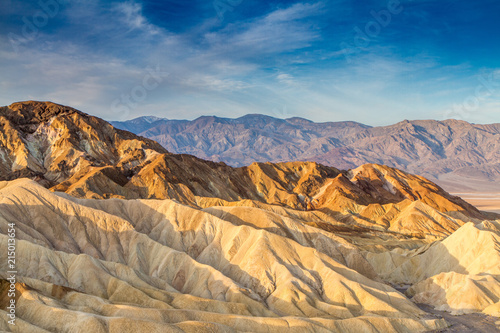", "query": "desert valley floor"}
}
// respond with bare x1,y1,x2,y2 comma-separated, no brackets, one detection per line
456,193,500,215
